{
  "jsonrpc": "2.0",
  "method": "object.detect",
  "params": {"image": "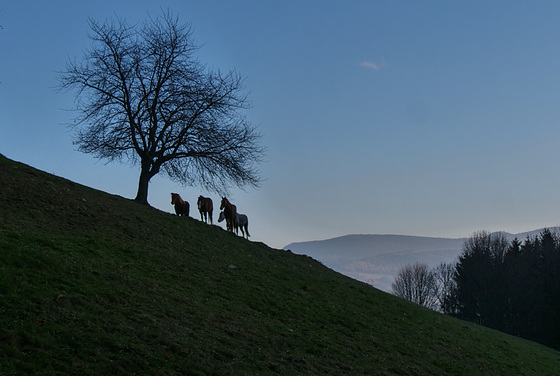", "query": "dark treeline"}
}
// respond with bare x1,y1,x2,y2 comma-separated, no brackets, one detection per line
393,229,560,350
451,229,560,349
